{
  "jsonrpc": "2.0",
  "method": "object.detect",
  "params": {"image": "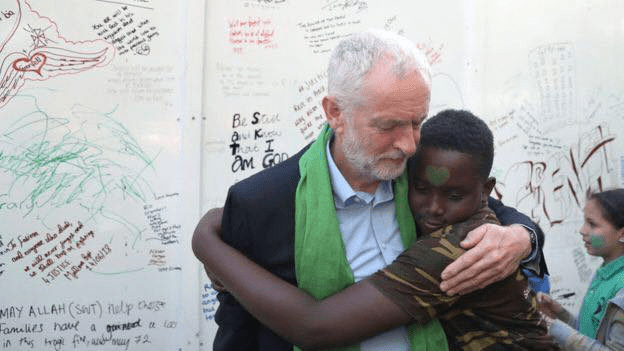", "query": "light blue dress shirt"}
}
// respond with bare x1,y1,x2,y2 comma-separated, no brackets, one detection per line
326,139,410,351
